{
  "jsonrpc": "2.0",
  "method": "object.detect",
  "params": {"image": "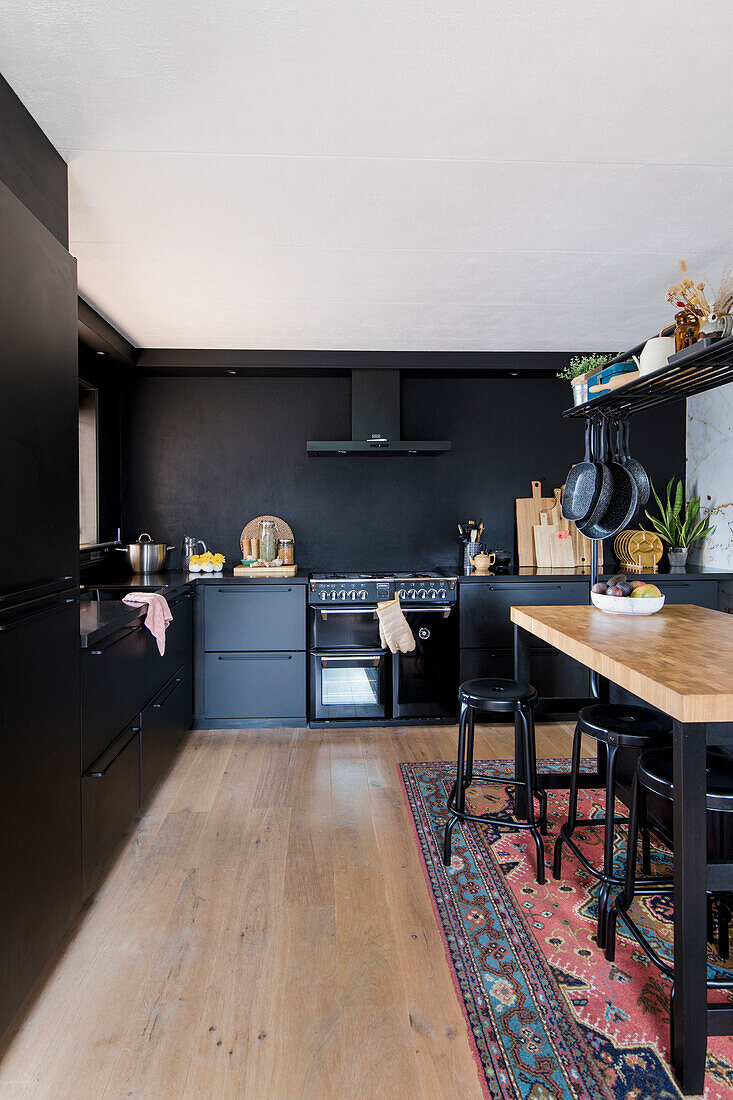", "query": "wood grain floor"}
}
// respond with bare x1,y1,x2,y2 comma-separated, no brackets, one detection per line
0,721,579,1099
